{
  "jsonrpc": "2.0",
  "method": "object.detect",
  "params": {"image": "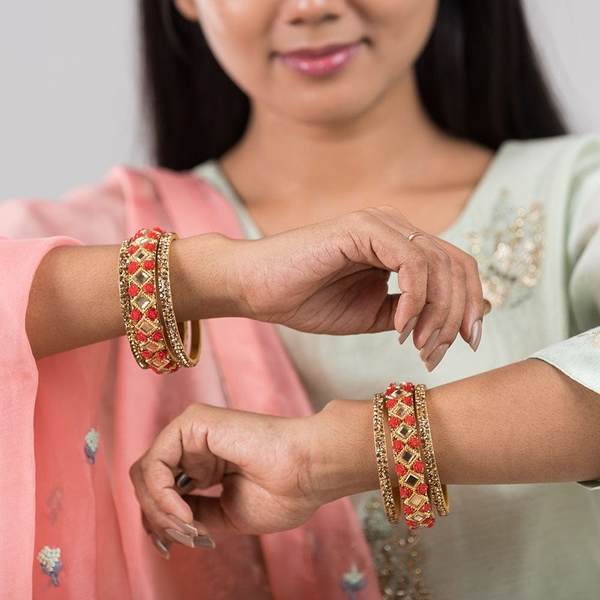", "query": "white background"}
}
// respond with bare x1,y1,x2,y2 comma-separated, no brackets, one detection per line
0,1,598,198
